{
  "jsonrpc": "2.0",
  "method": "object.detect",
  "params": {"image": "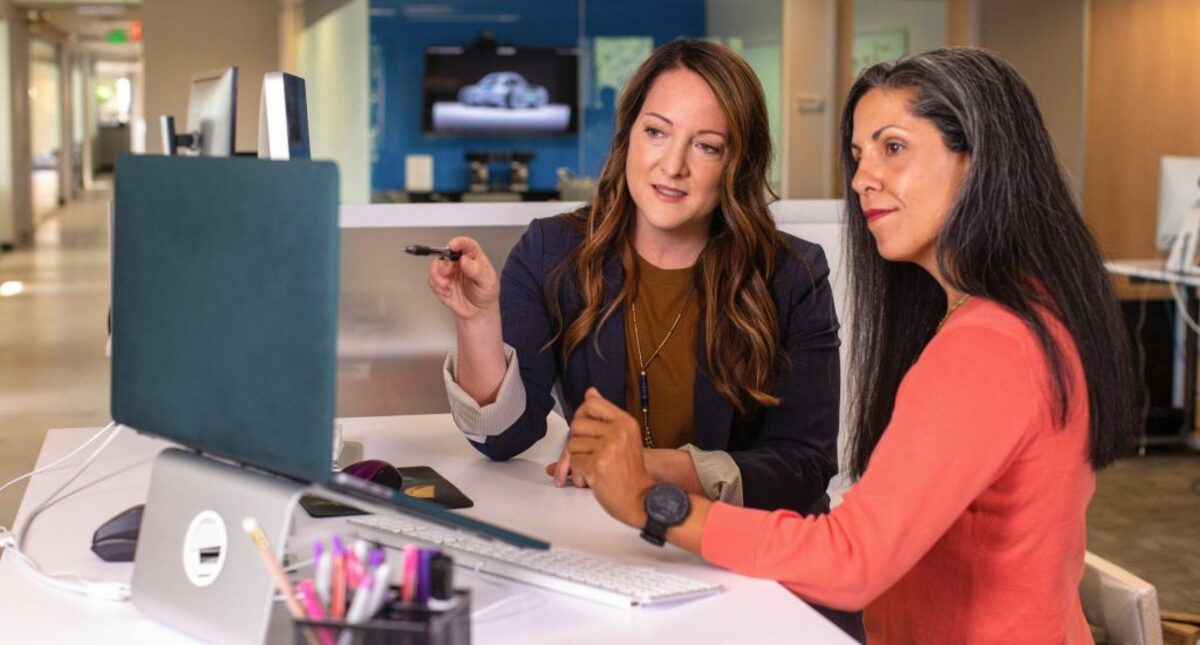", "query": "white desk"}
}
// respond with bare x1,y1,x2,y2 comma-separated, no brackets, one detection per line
1105,259,1200,288
0,415,853,643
